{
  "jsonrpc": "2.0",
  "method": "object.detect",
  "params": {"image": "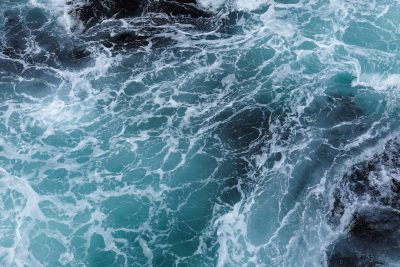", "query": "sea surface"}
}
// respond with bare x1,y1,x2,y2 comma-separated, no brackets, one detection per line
1,0,400,266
